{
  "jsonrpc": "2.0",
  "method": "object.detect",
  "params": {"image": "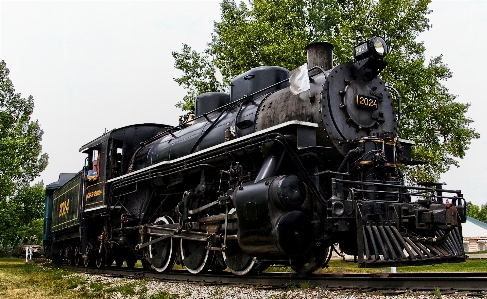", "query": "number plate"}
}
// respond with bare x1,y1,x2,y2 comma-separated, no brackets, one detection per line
356,95,379,110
